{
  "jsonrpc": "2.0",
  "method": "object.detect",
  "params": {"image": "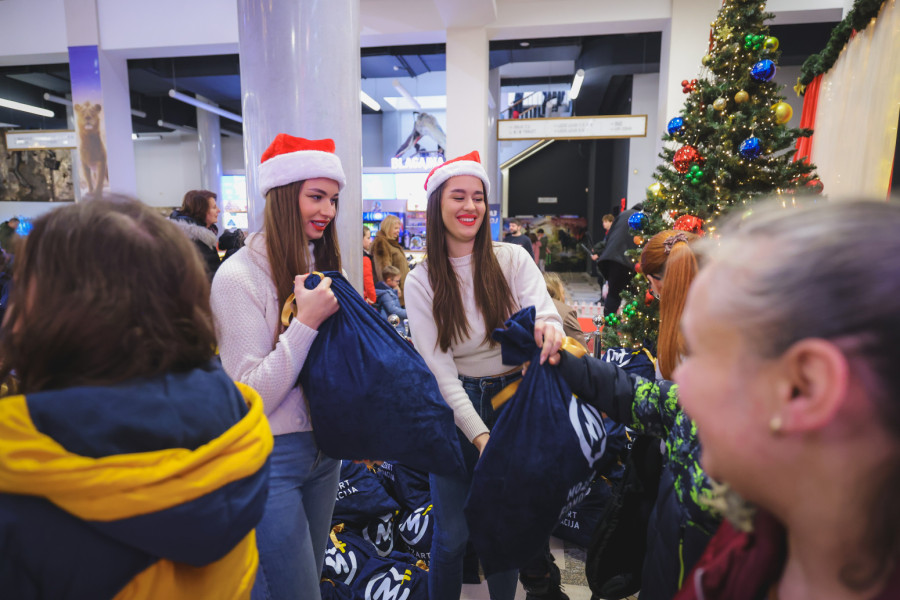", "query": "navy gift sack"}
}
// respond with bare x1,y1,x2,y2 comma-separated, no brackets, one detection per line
465,306,609,575
319,578,355,600
298,272,465,477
